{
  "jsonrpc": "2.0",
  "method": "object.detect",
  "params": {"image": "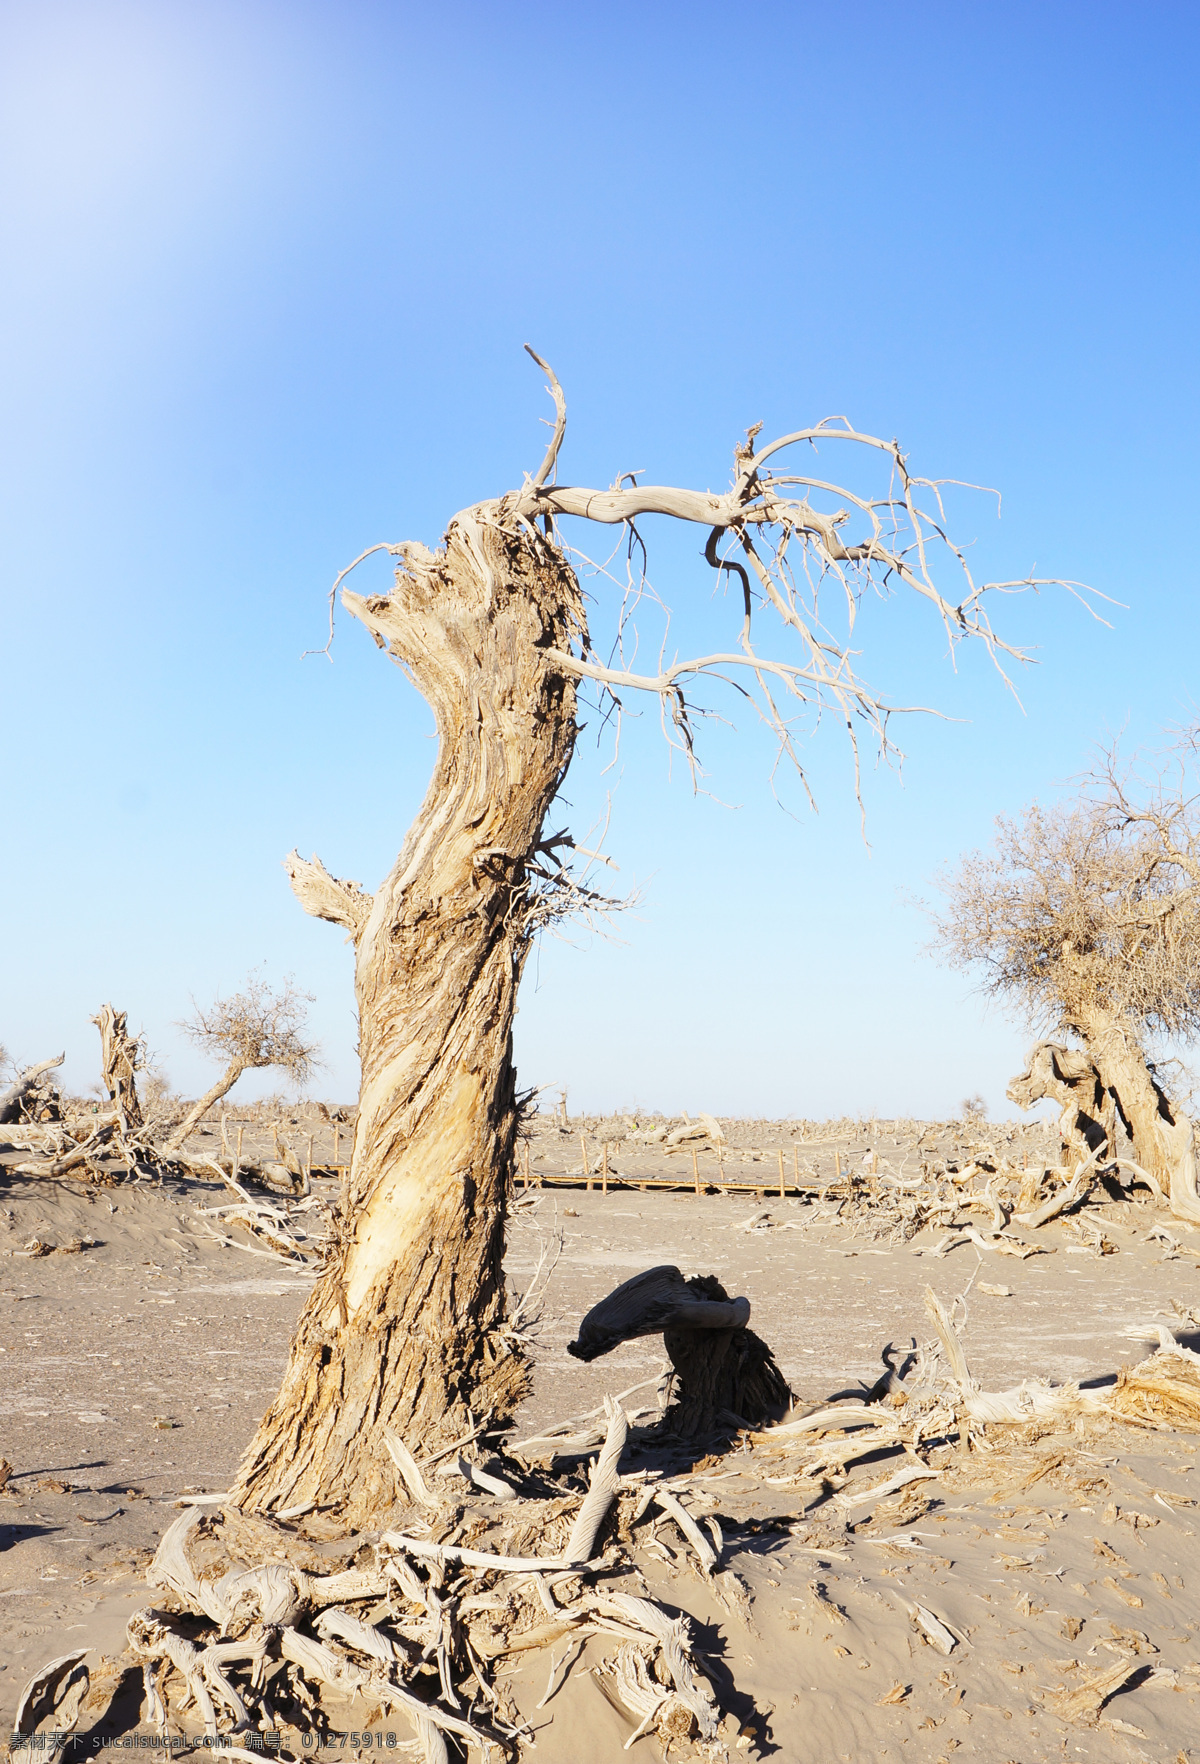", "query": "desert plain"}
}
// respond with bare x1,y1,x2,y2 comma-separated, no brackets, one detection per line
4,1107,1200,1764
